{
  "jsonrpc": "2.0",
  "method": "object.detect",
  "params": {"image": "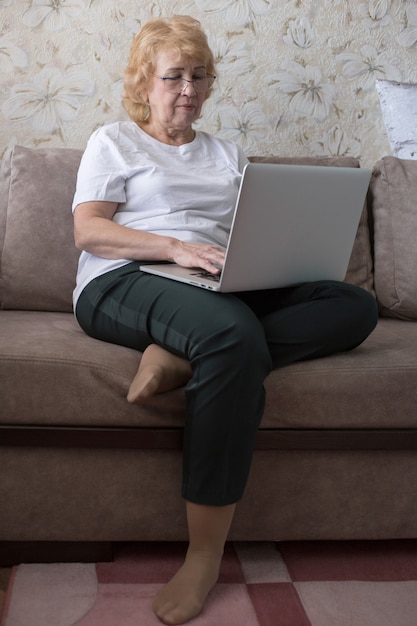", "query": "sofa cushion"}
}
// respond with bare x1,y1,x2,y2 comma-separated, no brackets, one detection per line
0,310,185,428
371,157,417,319
249,156,374,293
0,145,82,312
1,311,416,430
